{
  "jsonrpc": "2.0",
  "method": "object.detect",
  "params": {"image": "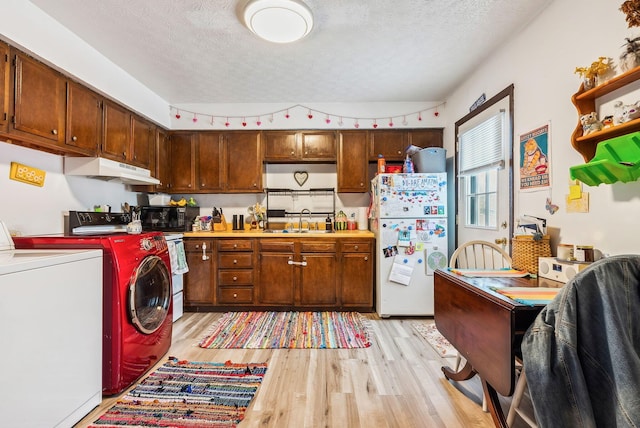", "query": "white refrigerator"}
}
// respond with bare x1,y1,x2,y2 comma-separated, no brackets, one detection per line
370,173,448,317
